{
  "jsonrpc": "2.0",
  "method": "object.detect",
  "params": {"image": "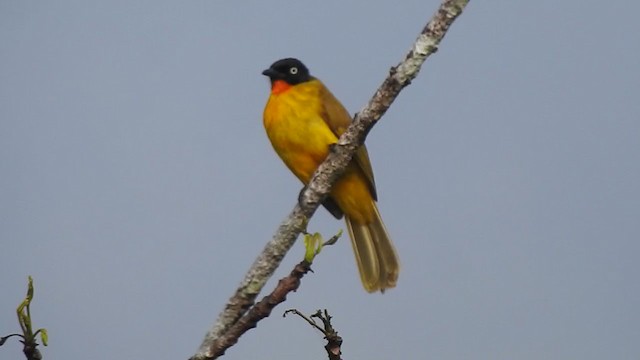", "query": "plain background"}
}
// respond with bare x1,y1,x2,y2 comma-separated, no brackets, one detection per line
1,1,639,359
